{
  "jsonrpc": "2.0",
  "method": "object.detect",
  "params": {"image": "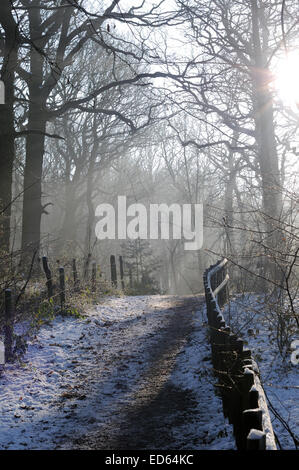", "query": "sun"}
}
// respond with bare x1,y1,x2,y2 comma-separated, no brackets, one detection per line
274,52,299,110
